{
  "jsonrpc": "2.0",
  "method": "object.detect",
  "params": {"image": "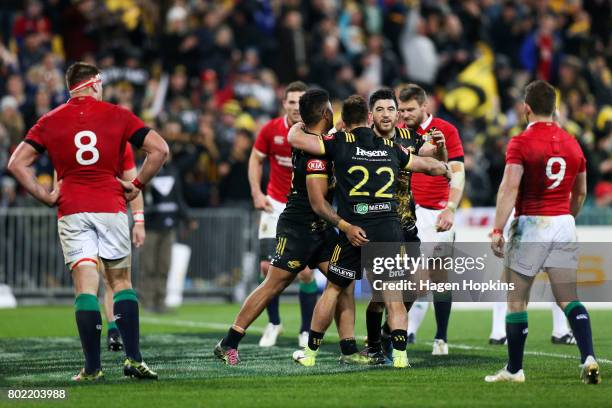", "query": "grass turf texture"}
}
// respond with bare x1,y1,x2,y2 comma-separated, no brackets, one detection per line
0,303,610,407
